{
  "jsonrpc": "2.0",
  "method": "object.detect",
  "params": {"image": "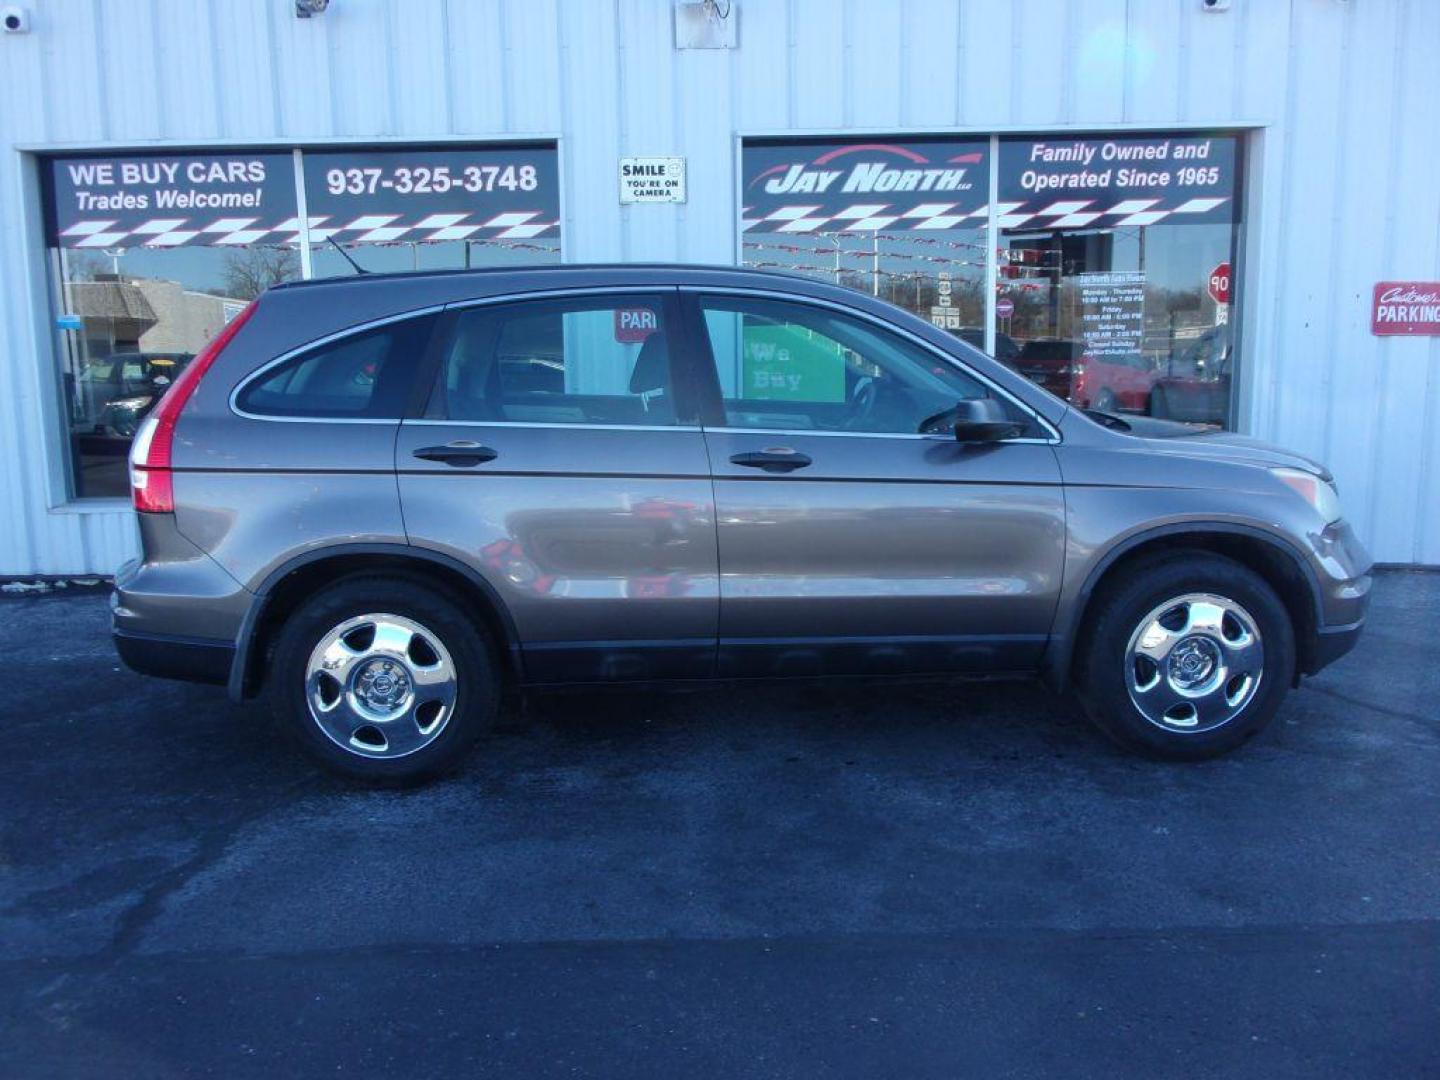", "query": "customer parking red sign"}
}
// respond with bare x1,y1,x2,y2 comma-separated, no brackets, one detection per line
1372,282,1440,336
